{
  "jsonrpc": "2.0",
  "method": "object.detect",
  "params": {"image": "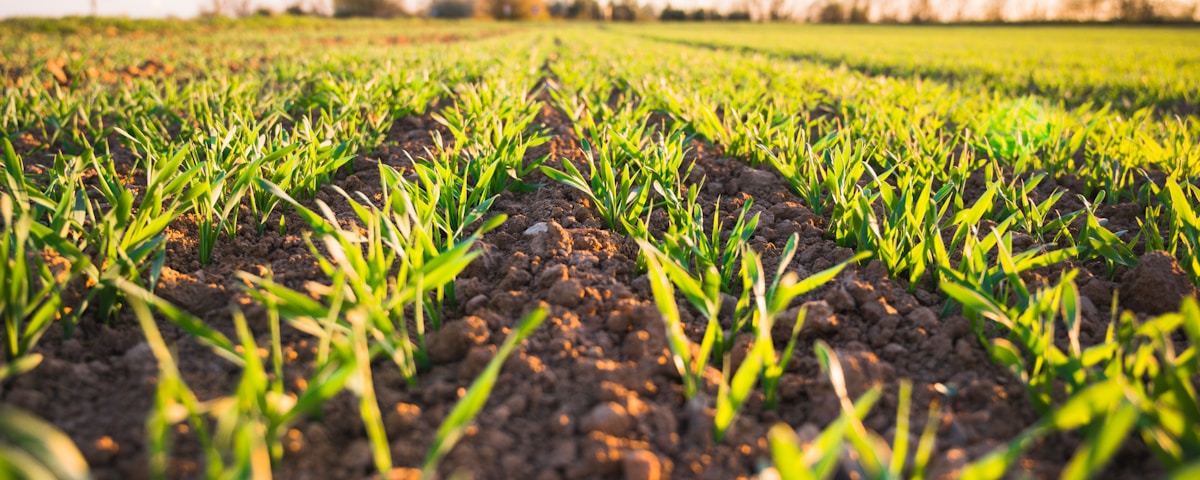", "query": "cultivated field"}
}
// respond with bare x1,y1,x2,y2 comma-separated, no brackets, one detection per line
1,18,1199,479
